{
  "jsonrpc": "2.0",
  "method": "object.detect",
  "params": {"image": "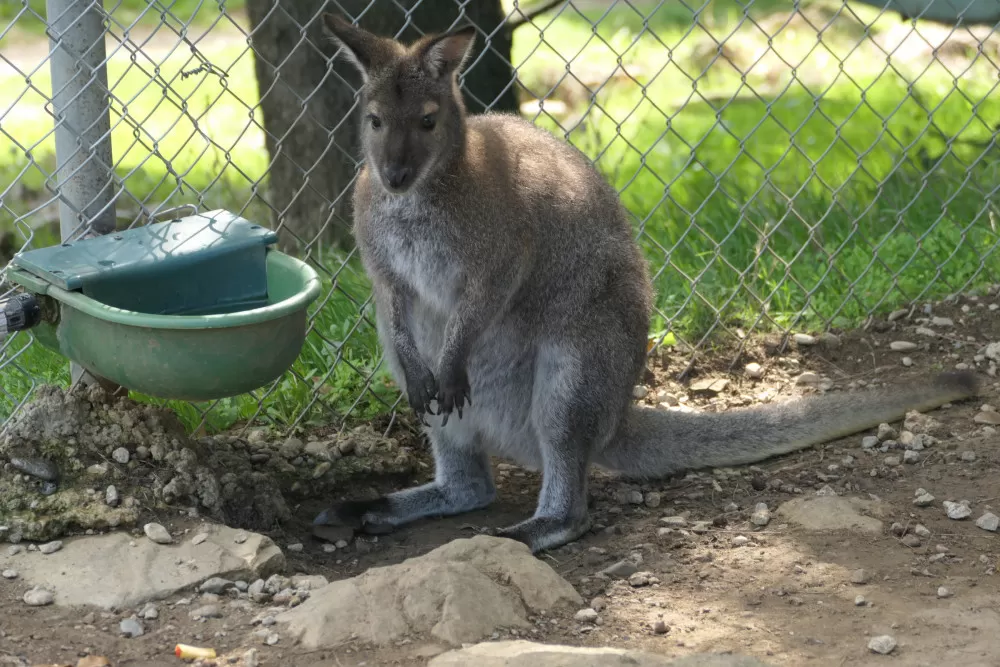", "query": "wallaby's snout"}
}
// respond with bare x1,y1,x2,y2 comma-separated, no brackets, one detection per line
384,164,413,192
